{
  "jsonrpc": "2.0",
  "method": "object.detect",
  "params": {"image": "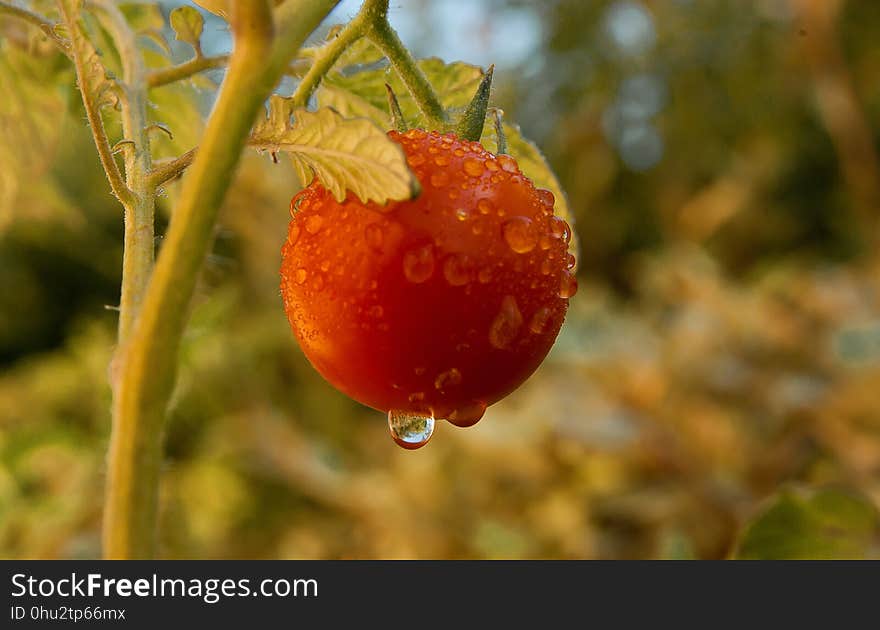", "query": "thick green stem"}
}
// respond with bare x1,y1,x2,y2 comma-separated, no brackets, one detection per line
104,0,339,559
362,0,447,129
